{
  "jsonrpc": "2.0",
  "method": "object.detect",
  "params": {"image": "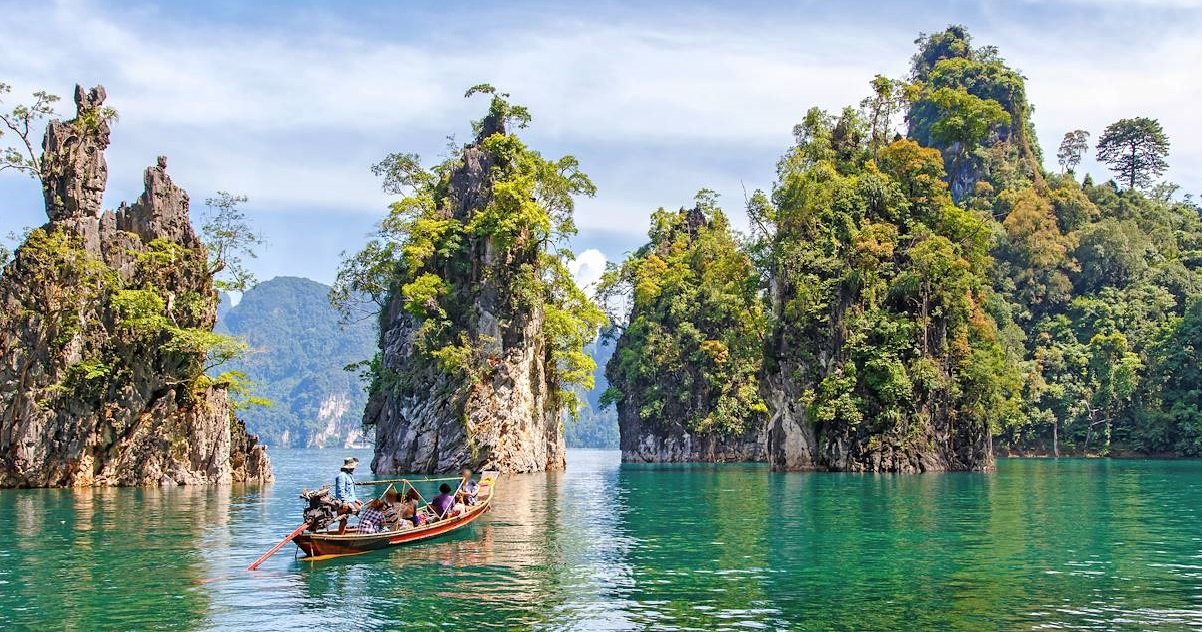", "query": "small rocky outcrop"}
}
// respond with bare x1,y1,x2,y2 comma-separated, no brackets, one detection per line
0,85,272,488
762,358,991,473
367,109,566,475
906,26,1043,204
